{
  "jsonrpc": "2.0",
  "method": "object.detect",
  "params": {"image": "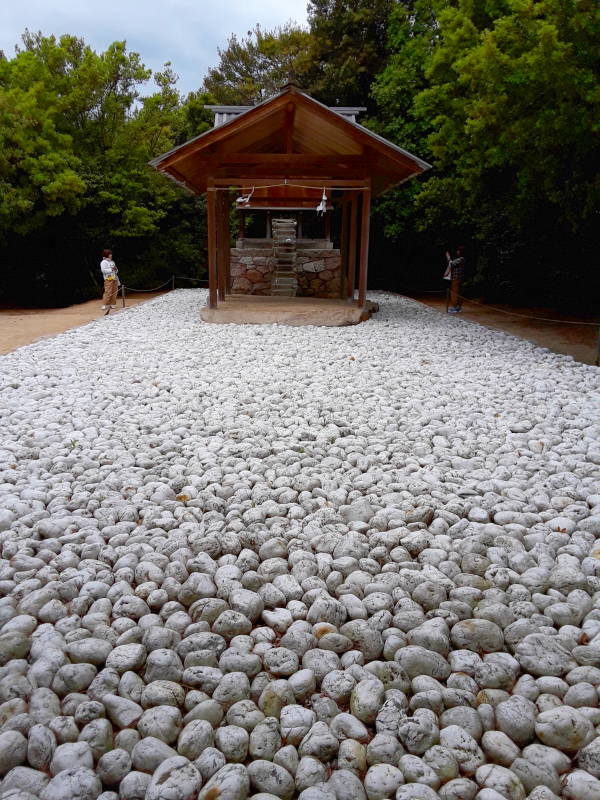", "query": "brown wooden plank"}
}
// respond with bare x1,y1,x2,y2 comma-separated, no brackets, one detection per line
357,188,371,308
212,177,369,188
206,185,218,308
212,168,368,182
347,193,358,301
207,153,371,166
